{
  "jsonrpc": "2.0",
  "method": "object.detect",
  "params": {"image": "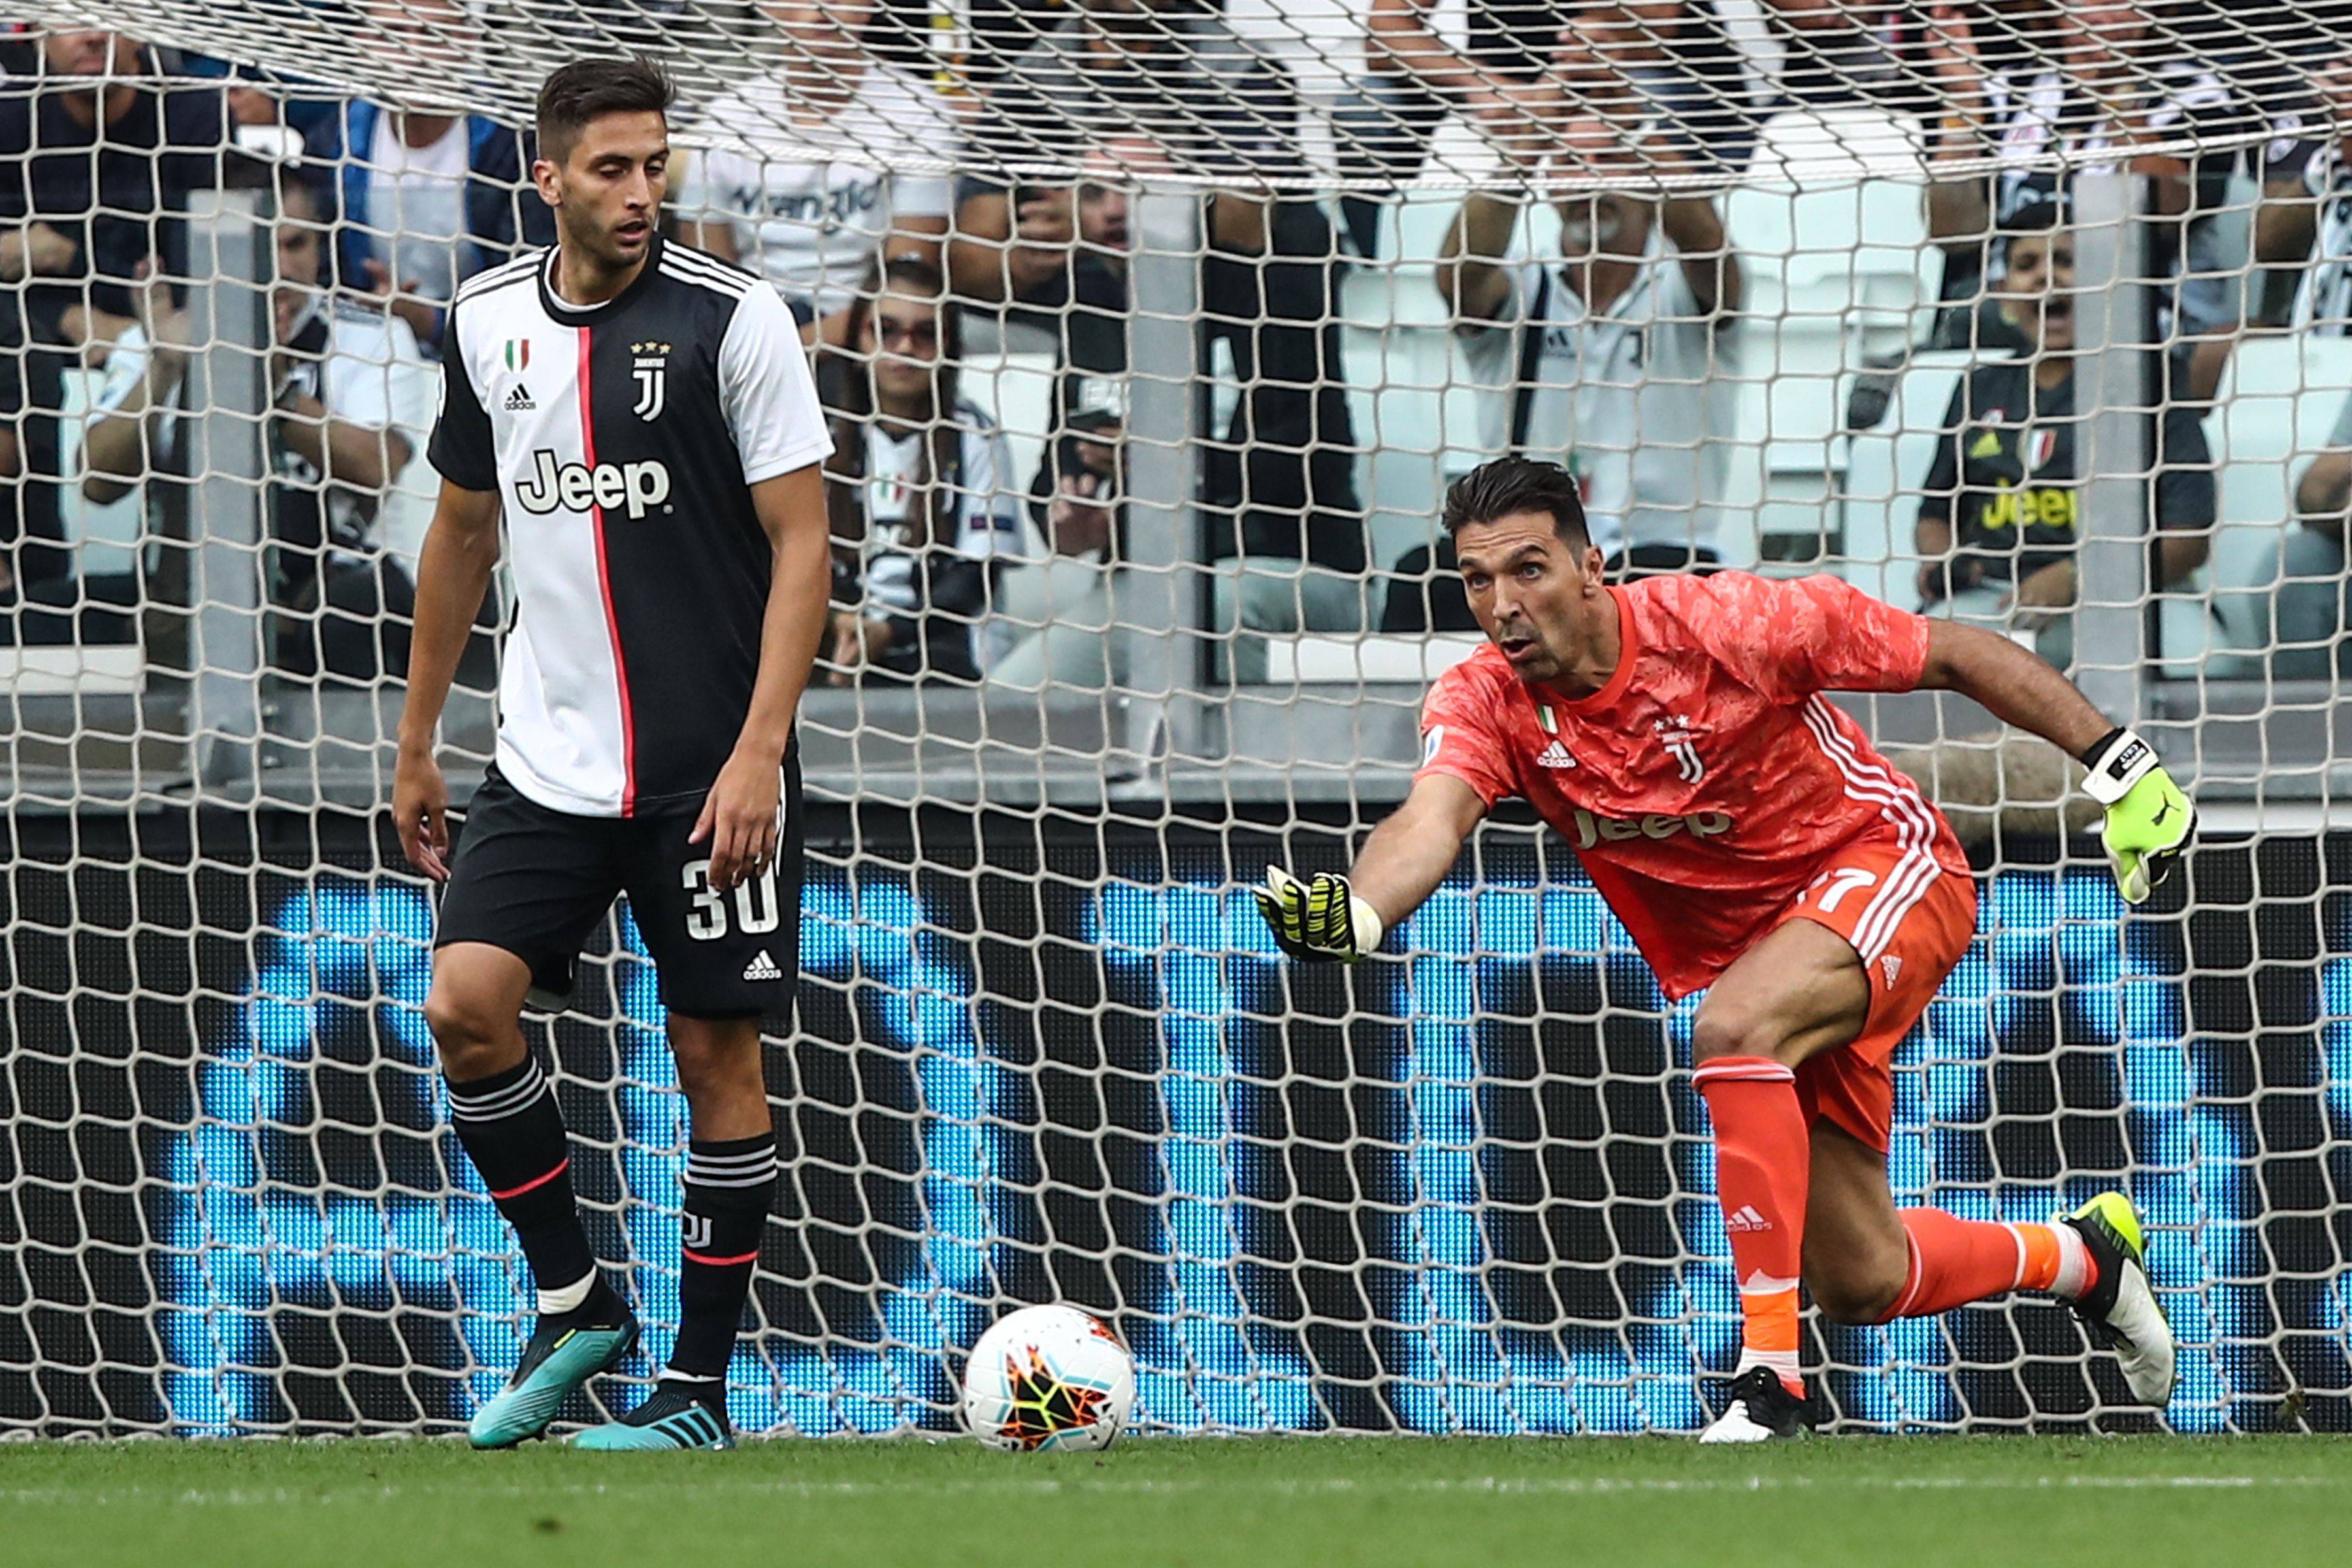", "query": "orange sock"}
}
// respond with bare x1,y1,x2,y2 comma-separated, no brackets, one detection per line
1694,1056,1810,1395
1877,1209,2097,1321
